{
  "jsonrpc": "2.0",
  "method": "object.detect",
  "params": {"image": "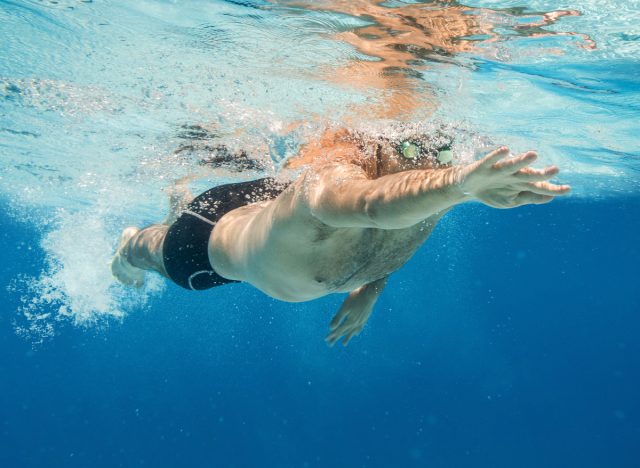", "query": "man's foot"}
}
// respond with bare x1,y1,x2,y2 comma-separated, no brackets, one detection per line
111,227,146,288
